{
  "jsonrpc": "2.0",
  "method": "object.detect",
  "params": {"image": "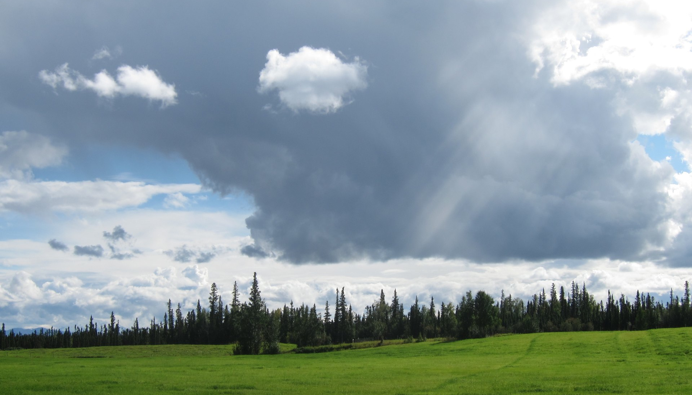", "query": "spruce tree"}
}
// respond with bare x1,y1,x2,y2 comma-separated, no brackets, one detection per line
684,281,691,326
324,300,331,342
264,308,280,354
334,288,341,343
109,312,117,346
208,283,219,342
391,289,400,338
228,281,241,342
236,272,265,354
339,288,348,343
410,296,421,339
428,296,437,338
175,303,184,343
167,299,174,342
